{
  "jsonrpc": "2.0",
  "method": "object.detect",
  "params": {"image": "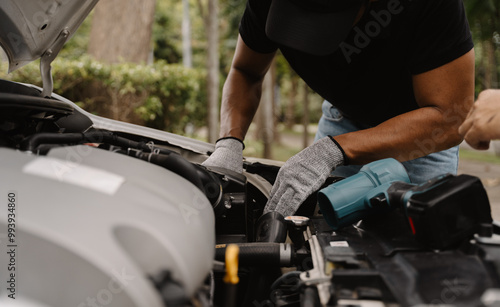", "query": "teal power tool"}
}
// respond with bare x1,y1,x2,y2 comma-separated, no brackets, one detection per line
318,158,493,249
317,158,411,230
